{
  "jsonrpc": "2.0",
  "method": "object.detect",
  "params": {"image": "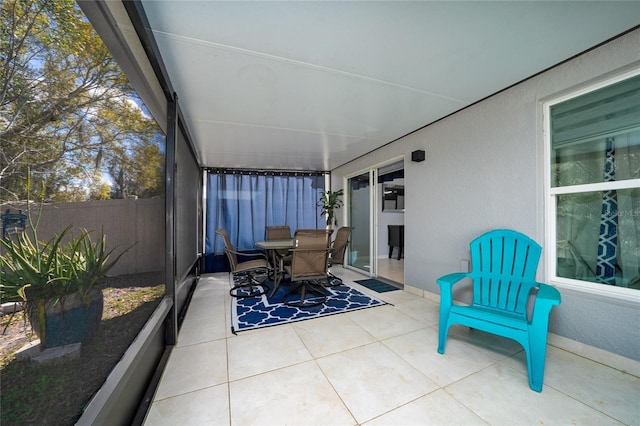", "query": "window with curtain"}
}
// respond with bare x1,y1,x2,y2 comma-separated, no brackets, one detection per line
547,73,640,291
204,169,326,271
